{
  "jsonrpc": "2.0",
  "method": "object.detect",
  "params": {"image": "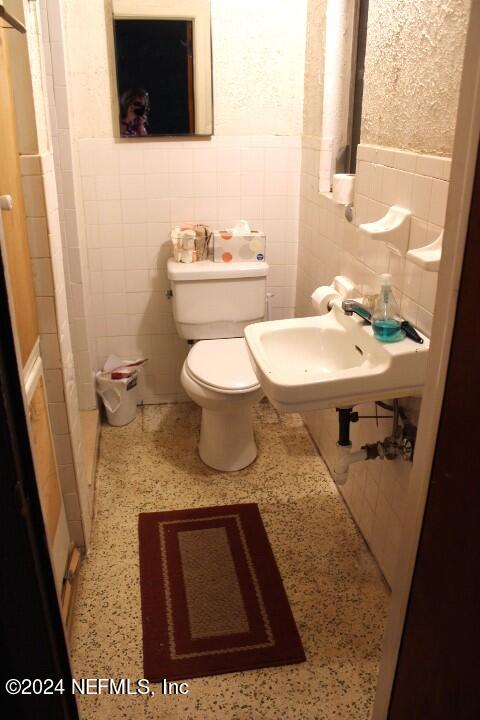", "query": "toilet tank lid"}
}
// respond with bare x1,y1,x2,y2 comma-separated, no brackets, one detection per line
167,258,268,281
